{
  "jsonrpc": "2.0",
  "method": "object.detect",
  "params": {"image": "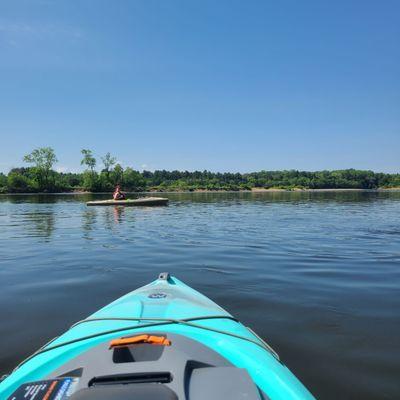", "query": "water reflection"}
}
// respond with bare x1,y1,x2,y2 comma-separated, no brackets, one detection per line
0,193,94,204
1,191,400,206
81,206,128,238
113,206,125,224
25,210,56,240
81,208,97,240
